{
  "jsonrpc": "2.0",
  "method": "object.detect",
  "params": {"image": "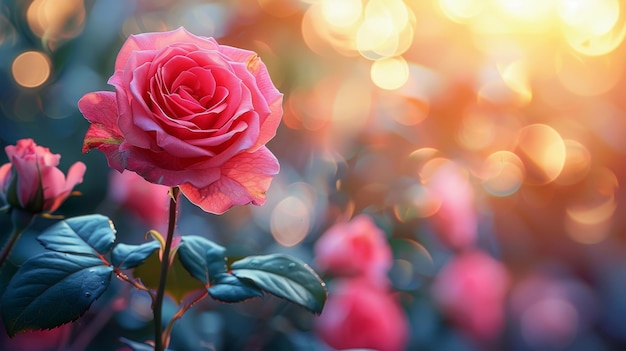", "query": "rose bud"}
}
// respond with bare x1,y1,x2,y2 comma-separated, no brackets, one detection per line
0,138,85,214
